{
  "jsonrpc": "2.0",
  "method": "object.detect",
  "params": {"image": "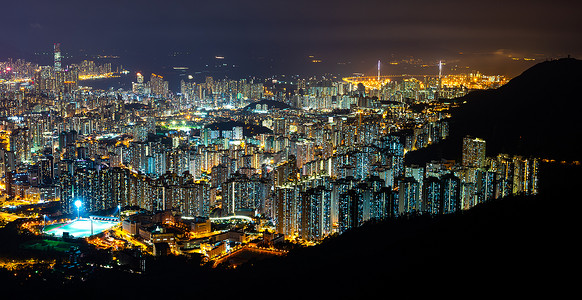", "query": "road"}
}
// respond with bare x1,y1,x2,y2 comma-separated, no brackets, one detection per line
212,245,287,267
